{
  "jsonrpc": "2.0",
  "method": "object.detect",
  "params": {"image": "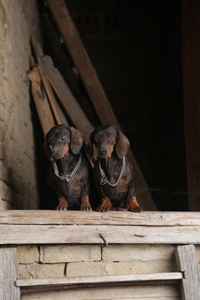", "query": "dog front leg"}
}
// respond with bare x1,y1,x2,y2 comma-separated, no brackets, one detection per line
81,195,92,211
56,196,68,210
127,186,142,212
97,196,111,212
